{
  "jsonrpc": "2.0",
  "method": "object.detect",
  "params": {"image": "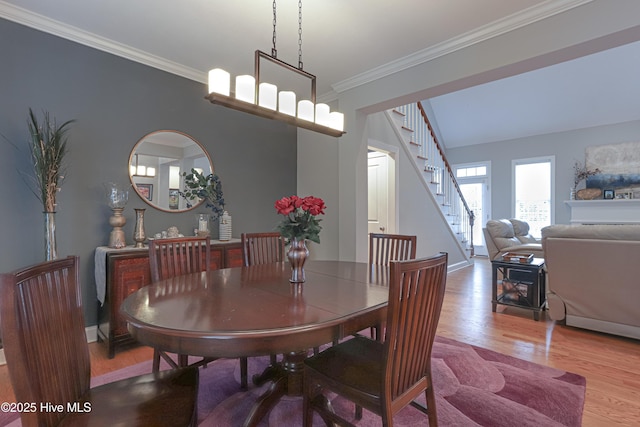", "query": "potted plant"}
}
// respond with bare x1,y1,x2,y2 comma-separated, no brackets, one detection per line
180,168,231,238
180,168,225,219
